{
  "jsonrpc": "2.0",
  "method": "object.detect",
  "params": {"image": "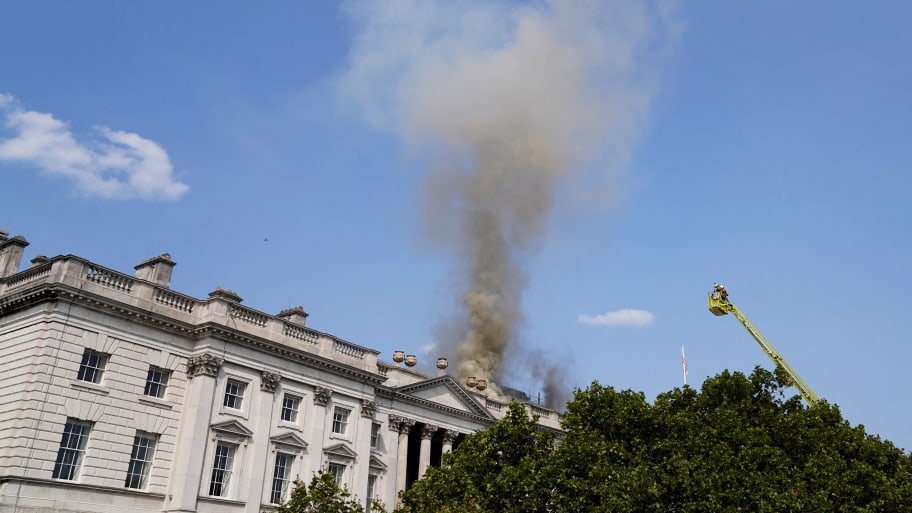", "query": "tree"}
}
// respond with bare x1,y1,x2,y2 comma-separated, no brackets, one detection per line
551,366,912,513
394,367,912,513
396,401,556,513
276,469,387,513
